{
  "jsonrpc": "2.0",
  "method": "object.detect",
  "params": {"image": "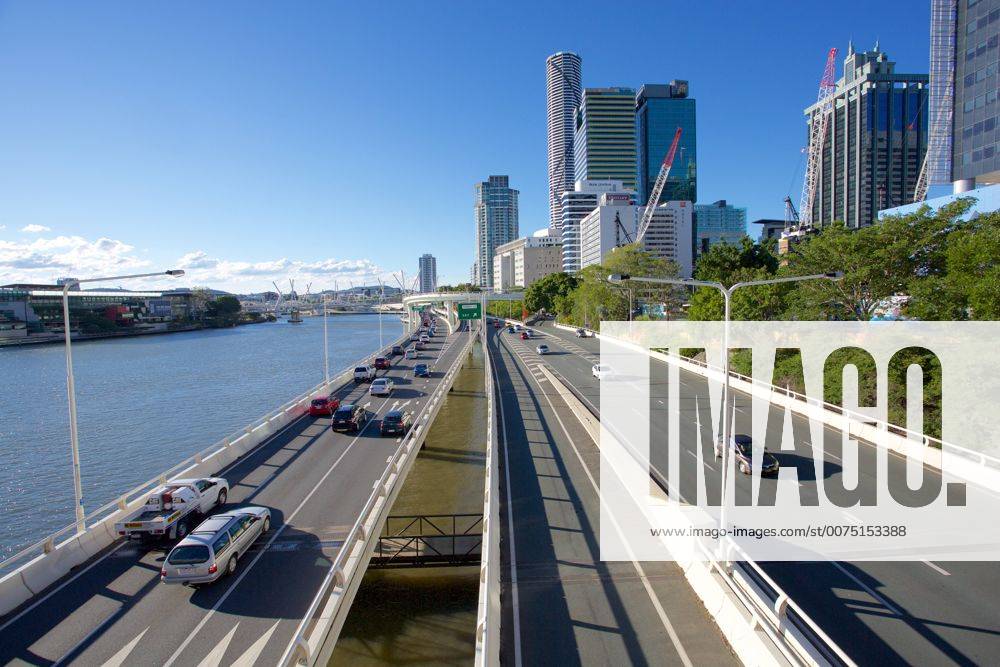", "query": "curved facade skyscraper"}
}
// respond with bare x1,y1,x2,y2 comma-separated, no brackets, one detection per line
546,52,582,229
